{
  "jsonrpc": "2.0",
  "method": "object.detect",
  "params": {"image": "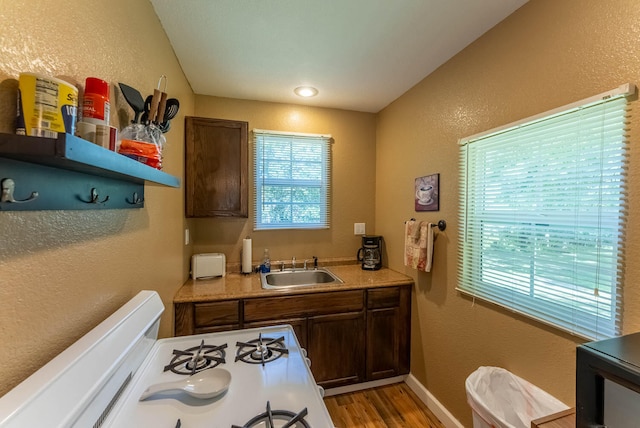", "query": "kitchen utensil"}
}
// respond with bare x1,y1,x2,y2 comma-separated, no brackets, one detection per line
144,95,174,129
147,89,164,146
138,367,231,401
156,91,168,125
146,89,161,125
155,75,168,125
140,94,153,124
159,120,171,133
118,83,145,123
141,75,168,124
159,98,180,133
141,90,166,124
163,98,180,121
